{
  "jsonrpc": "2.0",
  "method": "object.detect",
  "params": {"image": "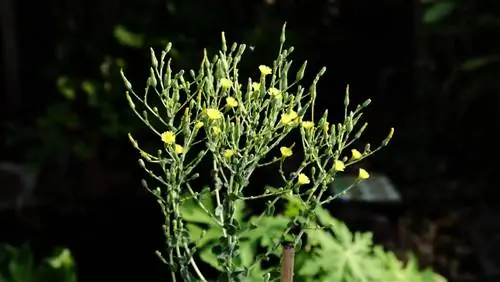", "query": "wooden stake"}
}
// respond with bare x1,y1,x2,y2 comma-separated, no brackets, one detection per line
281,242,295,282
